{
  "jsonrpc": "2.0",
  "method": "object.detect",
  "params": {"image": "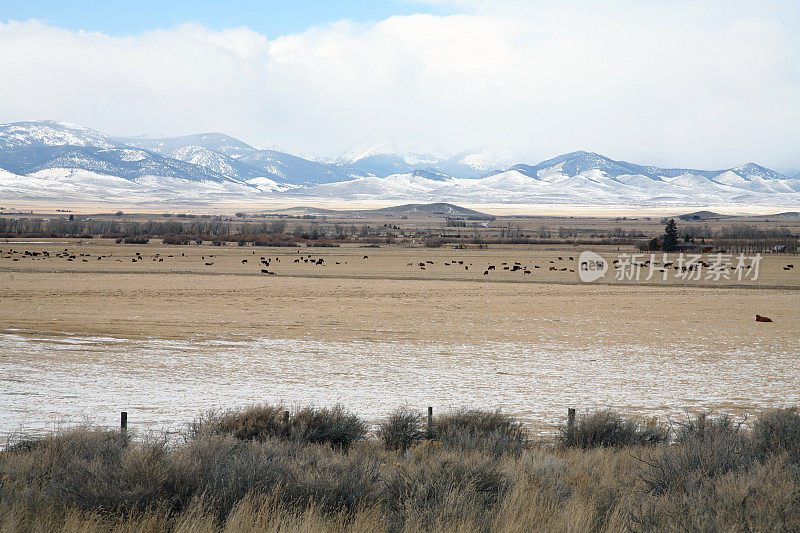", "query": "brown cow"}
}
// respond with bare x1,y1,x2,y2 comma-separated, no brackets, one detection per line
755,315,773,322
